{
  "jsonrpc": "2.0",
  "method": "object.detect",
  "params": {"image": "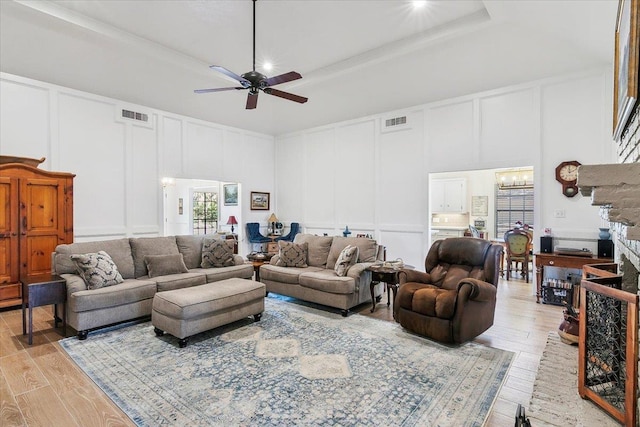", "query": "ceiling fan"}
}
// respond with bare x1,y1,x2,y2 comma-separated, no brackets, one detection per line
194,0,308,110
